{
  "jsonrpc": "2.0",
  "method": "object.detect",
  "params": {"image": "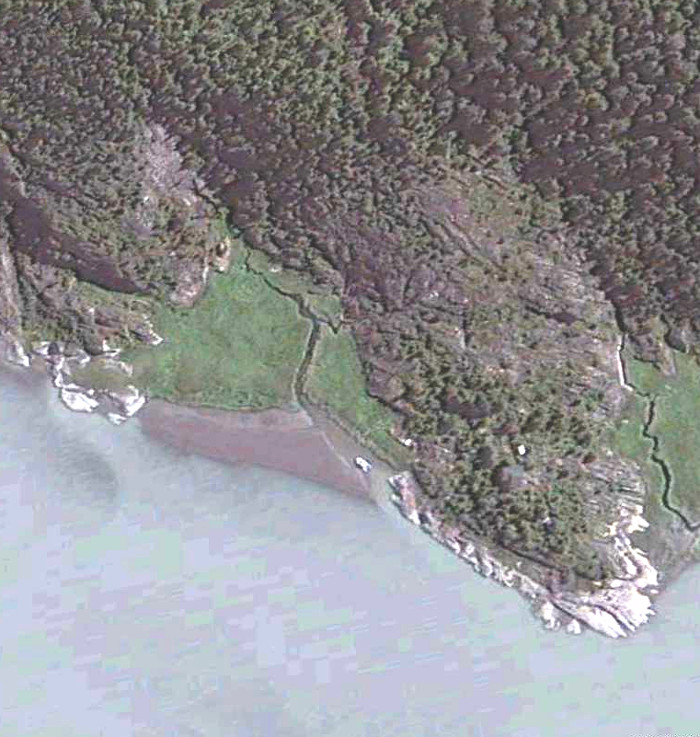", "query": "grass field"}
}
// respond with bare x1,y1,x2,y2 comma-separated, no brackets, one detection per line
625,354,672,396
123,262,311,410
610,391,654,468
113,248,413,468
616,351,700,524
651,353,700,523
608,388,665,500
304,325,410,466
